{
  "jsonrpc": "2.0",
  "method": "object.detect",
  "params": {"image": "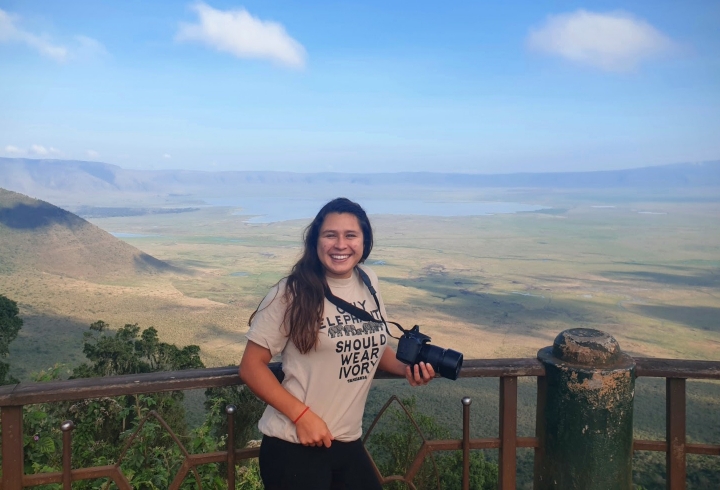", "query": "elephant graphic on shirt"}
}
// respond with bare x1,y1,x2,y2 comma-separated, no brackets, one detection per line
327,325,344,338
362,322,381,335
343,324,362,336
